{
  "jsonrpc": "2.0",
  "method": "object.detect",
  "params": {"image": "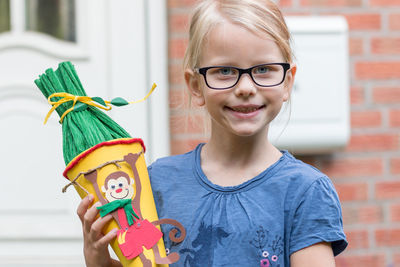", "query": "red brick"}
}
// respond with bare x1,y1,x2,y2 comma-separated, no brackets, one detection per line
321,157,383,178
169,63,184,85
349,38,364,55
171,138,207,155
345,229,369,249
347,134,399,152
371,37,400,54
389,14,400,30
169,14,189,33
169,38,188,59
370,0,400,6
343,205,383,224
282,11,312,16
373,87,400,103
390,203,400,222
391,157,400,174
389,110,400,127
345,14,381,30
335,253,385,267
169,89,190,110
335,183,368,201
376,181,400,199
350,87,364,105
394,252,400,266
296,155,316,166
300,0,362,6
279,0,293,7
359,205,383,224
375,228,400,246
355,62,400,79
170,113,206,135
351,110,382,128
168,0,197,8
